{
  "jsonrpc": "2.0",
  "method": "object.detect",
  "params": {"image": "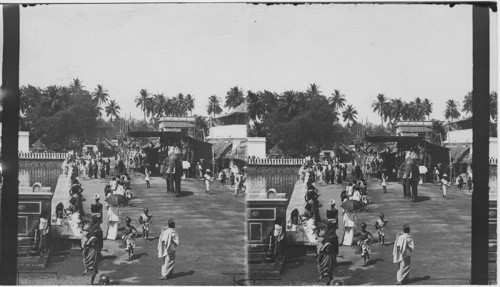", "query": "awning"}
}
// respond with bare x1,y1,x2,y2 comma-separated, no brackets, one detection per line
449,145,470,164
228,141,247,161
212,140,233,160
